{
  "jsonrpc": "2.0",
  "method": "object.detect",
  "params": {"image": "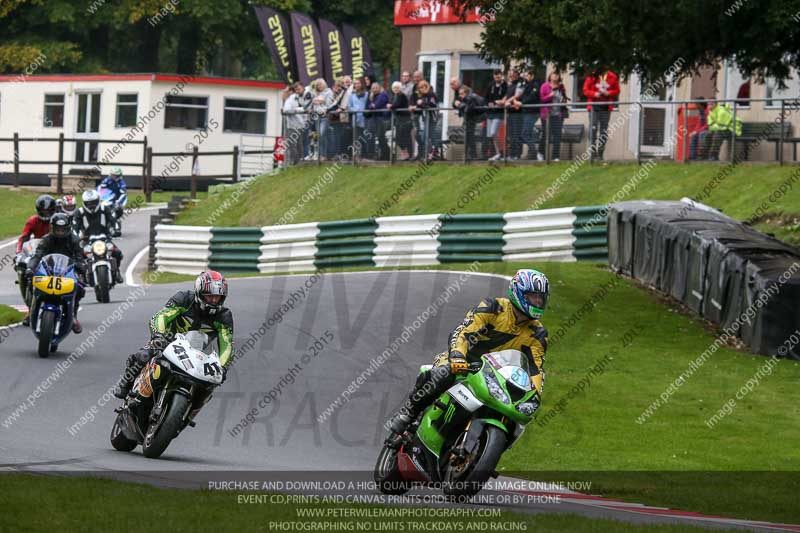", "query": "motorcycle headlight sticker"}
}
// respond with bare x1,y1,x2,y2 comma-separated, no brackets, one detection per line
483,367,510,404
